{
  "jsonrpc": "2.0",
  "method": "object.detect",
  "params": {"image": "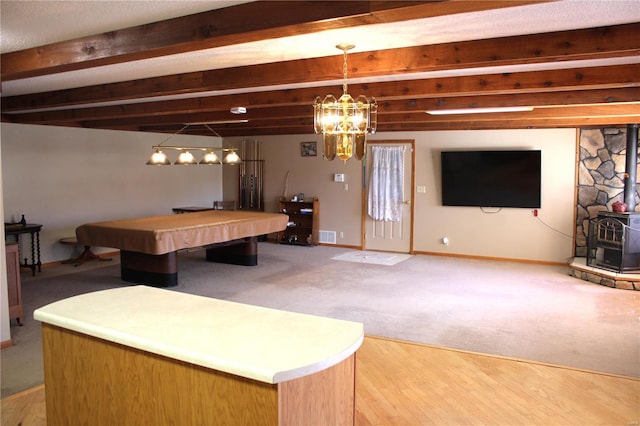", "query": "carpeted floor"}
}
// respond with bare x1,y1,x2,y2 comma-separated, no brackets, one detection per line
2,242,639,397
332,250,413,266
